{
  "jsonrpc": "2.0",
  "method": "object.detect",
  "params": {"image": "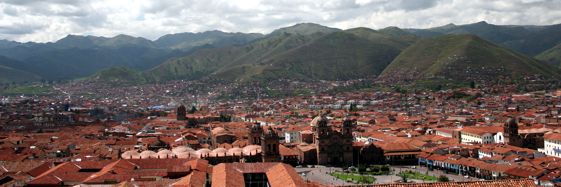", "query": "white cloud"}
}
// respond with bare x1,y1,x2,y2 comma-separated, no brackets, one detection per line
0,0,560,42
